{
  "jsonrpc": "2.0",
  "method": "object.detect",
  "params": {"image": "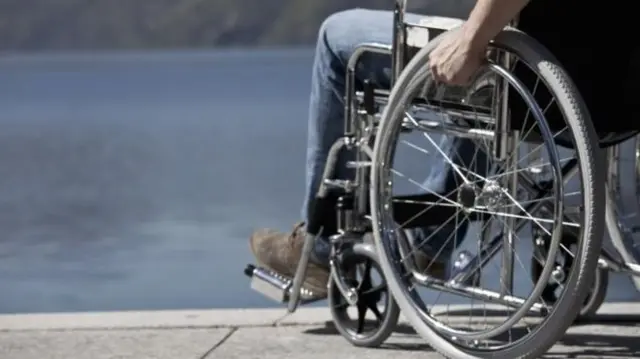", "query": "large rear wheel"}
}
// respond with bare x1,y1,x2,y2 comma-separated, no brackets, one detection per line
370,28,605,358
